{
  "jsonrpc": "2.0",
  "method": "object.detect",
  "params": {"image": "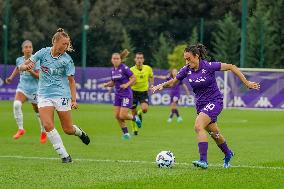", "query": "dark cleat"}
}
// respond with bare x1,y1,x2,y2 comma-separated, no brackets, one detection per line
79,127,90,145
62,155,72,163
